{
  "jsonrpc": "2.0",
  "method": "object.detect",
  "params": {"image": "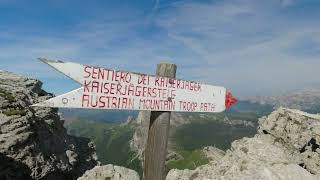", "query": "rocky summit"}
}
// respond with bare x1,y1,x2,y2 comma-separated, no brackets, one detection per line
0,71,98,180
166,108,320,180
